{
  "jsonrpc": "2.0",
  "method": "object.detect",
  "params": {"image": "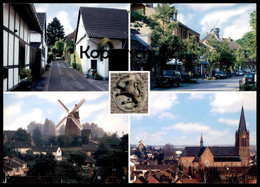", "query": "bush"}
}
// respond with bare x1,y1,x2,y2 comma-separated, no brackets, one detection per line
239,84,256,91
